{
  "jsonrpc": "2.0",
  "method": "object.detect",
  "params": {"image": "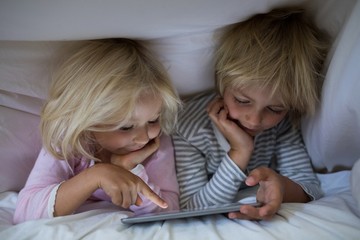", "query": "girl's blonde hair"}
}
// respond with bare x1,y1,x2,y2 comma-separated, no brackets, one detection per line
41,39,181,161
215,7,329,126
